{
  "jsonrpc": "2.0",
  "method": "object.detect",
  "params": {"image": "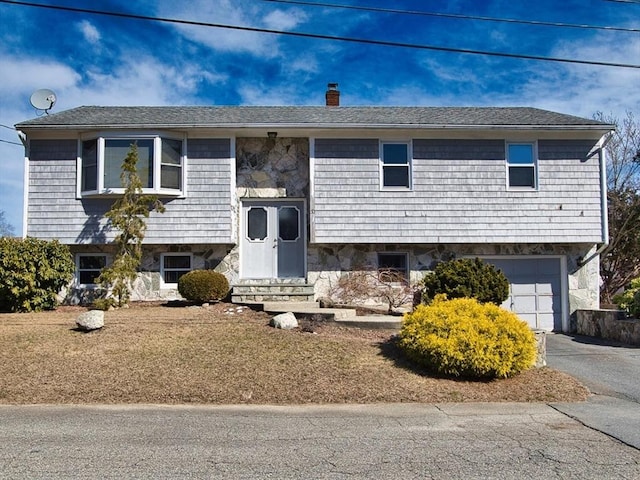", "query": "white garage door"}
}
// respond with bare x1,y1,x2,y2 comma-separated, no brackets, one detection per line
483,258,563,331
